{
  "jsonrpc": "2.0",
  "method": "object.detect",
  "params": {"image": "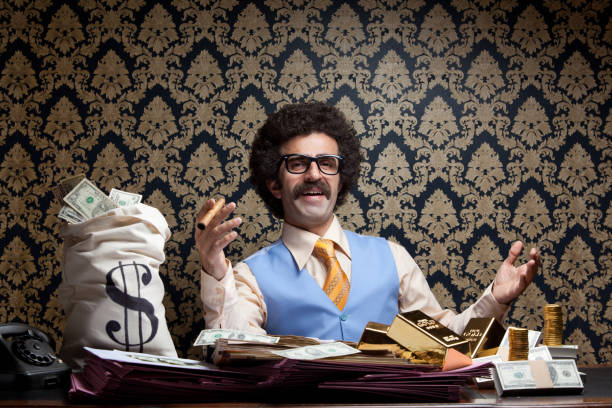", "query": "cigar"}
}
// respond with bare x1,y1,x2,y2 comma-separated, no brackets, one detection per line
197,198,225,230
